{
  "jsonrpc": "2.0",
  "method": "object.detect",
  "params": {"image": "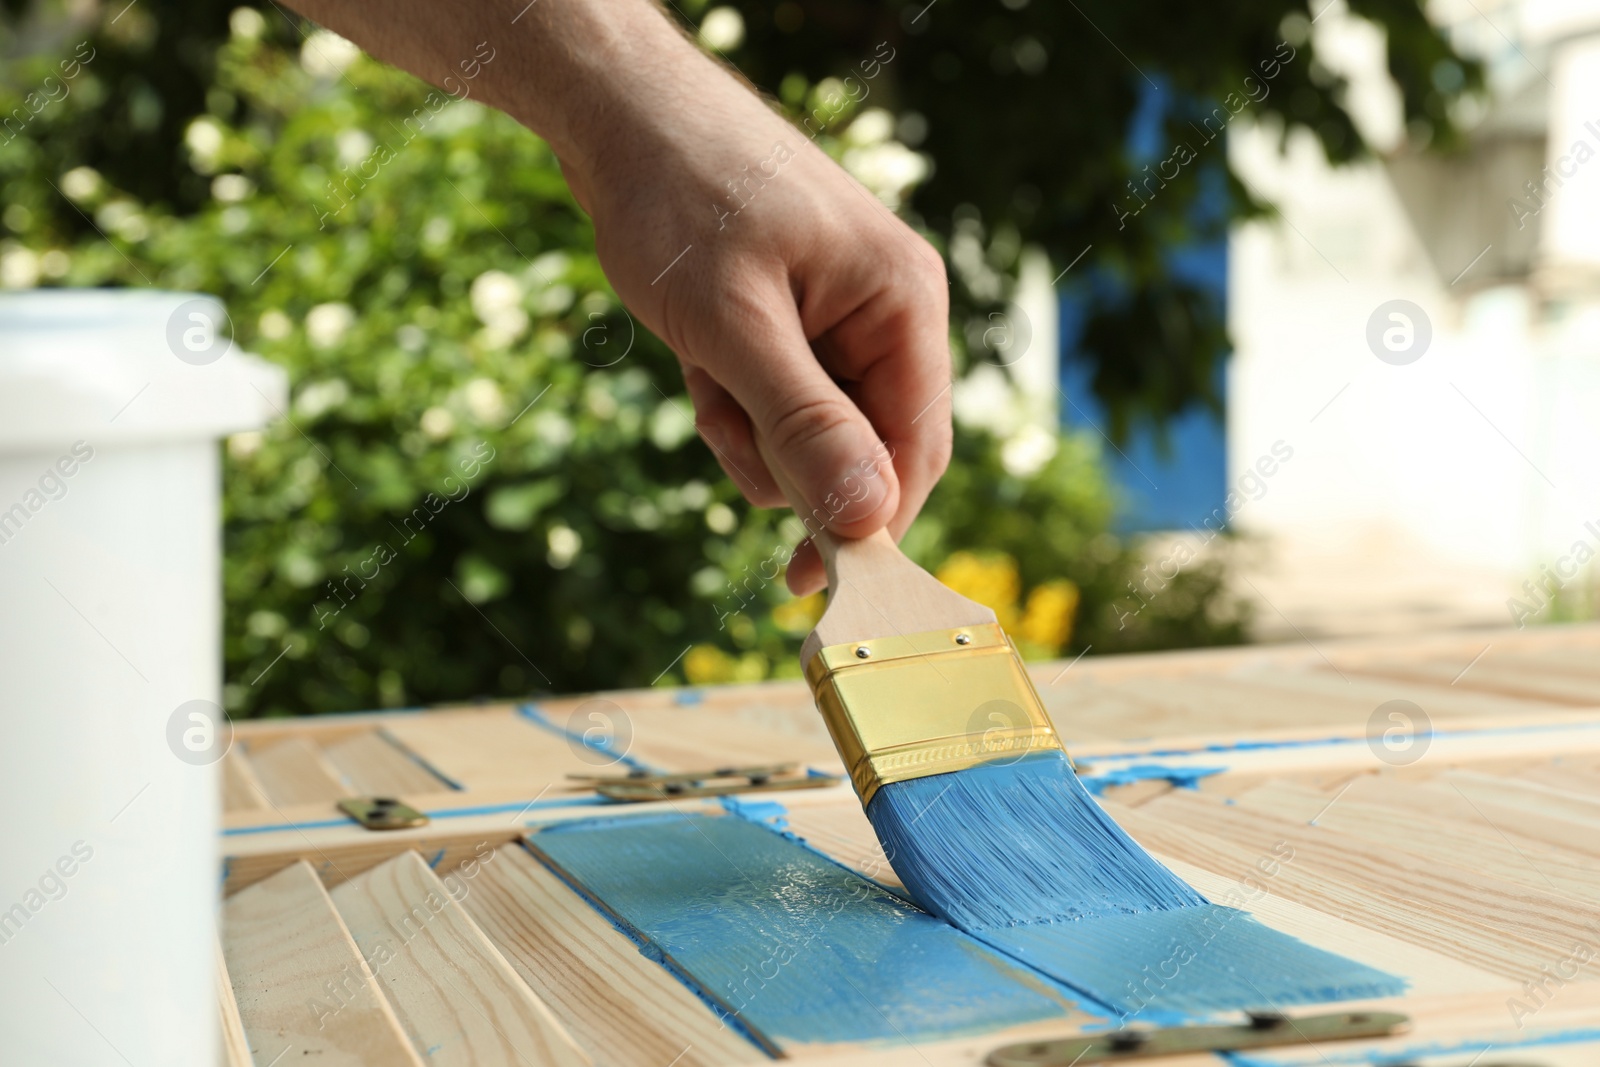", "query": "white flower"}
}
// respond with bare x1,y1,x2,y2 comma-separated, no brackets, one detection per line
94,201,148,242
844,108,895,147
306,302,355,349
841,142,930,209
952,363,1020,437
420,406,456,439
295,379,350,419
527,251,568,286
464,378,506,424
698,7,745,50
301,29,361,78
547,525,581,568
705,503,737,535
228,431,264,459
39,249,69,278
471,270,523,321
60,166,102,202
0,247,40,289
258,309,292,340
335,129,374,167
212,174,254,202
649,397,696,450
229,7,265,40
1000,424,1059,478
471,270,528,345
185,118,224,169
